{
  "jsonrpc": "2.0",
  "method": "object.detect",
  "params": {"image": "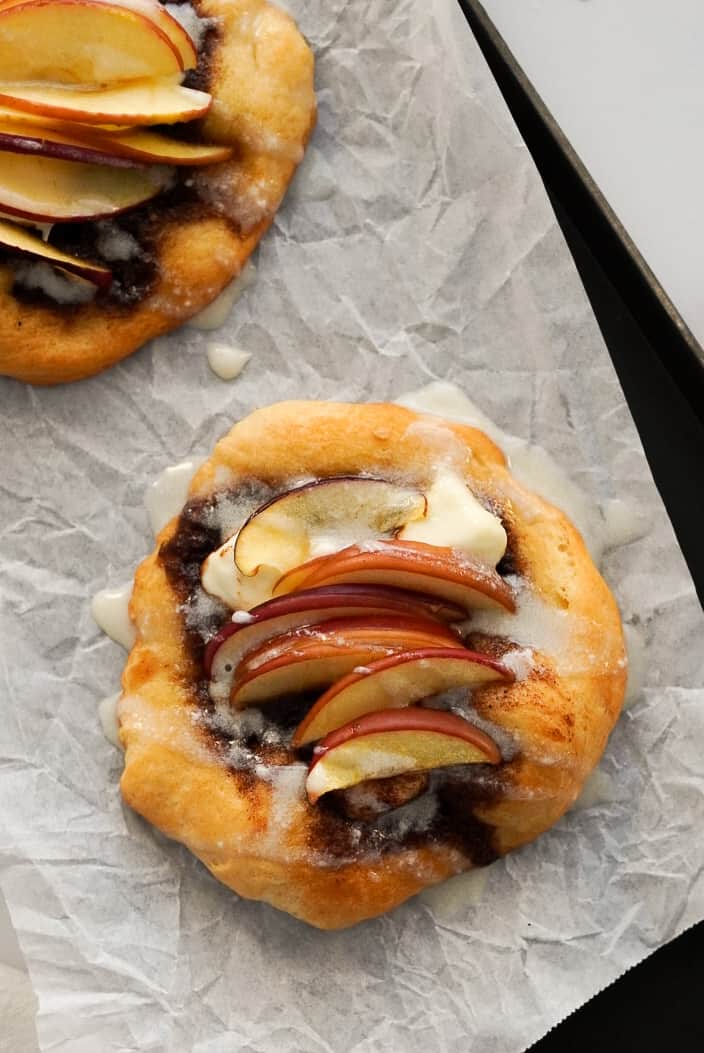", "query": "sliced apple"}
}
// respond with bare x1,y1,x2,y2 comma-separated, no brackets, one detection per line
234,478,427,578
0,1,183,83
273,540,516,613
0,106,132,135
294,647,513,746
76,128,233,167
205,587,464,703
0,79,211,127
0,217,111,287
0,121,142,168
0,121,232,167
306,707,501,803
0,0,199,69
229,616,461,709
0,152,170,222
